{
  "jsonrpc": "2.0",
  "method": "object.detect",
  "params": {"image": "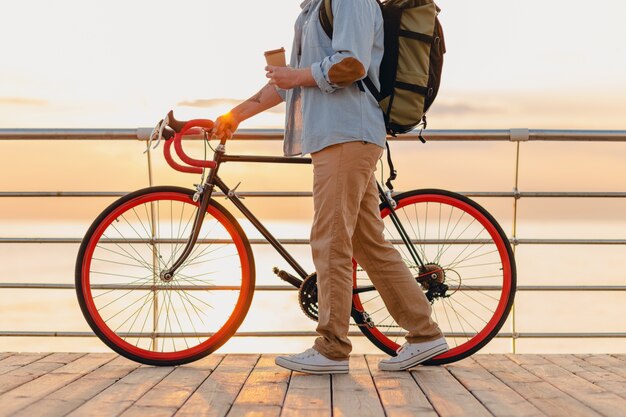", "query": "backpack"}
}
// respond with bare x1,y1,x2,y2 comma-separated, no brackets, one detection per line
319,0,446,190
319,0,445,140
